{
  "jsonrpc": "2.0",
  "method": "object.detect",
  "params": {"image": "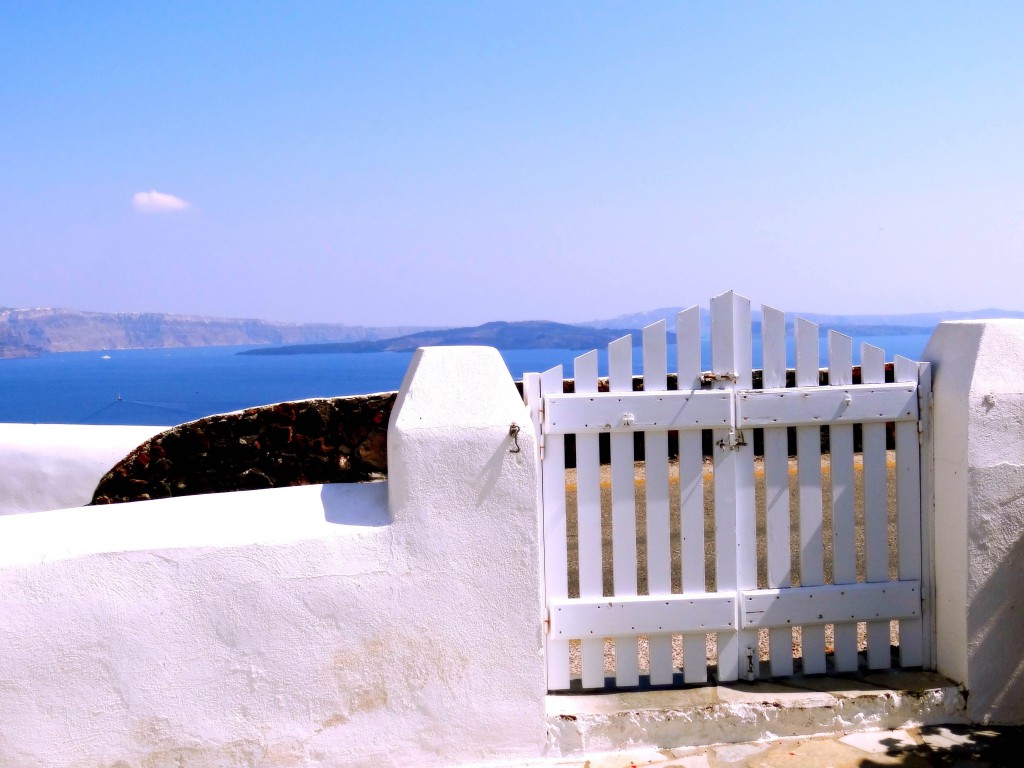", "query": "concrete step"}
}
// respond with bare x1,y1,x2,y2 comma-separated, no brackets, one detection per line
492,723,1023,768
545,670,965,757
